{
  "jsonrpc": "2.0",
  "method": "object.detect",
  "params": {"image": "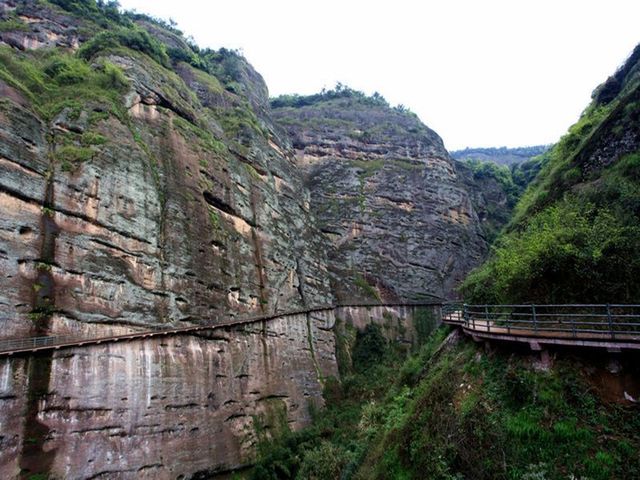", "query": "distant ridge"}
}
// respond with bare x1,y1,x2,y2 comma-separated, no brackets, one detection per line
451,145,549,166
